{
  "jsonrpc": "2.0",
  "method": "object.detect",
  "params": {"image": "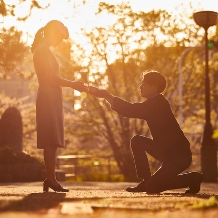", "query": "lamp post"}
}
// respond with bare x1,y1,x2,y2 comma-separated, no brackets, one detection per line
193,11,218,182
